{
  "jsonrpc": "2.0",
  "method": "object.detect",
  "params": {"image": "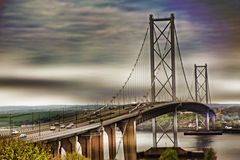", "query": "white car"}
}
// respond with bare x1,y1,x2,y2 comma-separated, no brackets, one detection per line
11,129,20,135
19,134,27,139
69,122,74,127
50,126,56,131
225,126,232,129
66,124,72,129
